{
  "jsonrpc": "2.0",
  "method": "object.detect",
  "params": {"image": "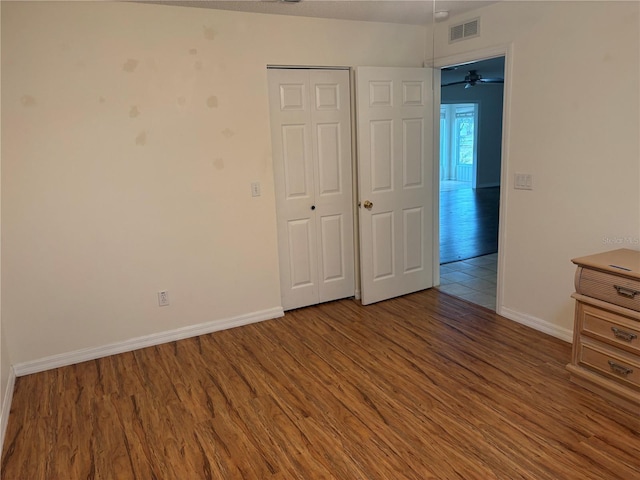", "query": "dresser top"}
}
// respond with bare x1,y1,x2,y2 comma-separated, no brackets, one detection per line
572,248,640,280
